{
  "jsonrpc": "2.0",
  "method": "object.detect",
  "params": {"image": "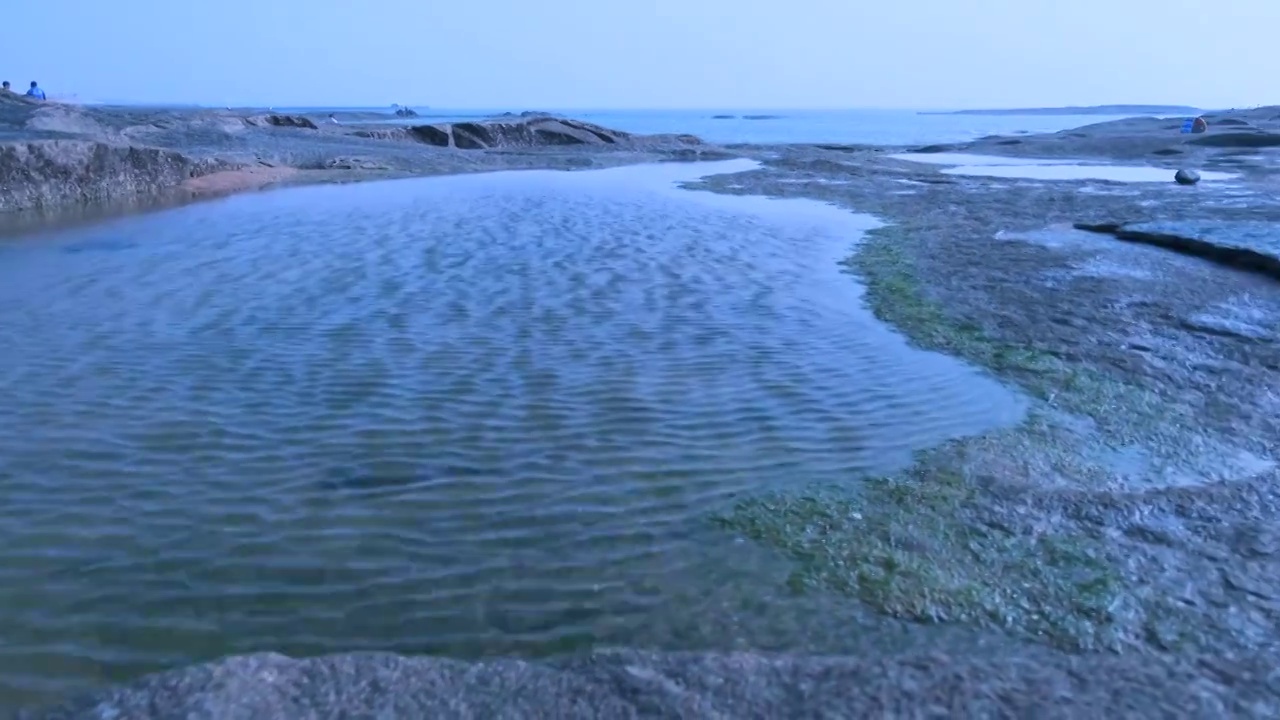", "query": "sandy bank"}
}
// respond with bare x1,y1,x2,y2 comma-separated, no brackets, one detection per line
179,165,299,195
